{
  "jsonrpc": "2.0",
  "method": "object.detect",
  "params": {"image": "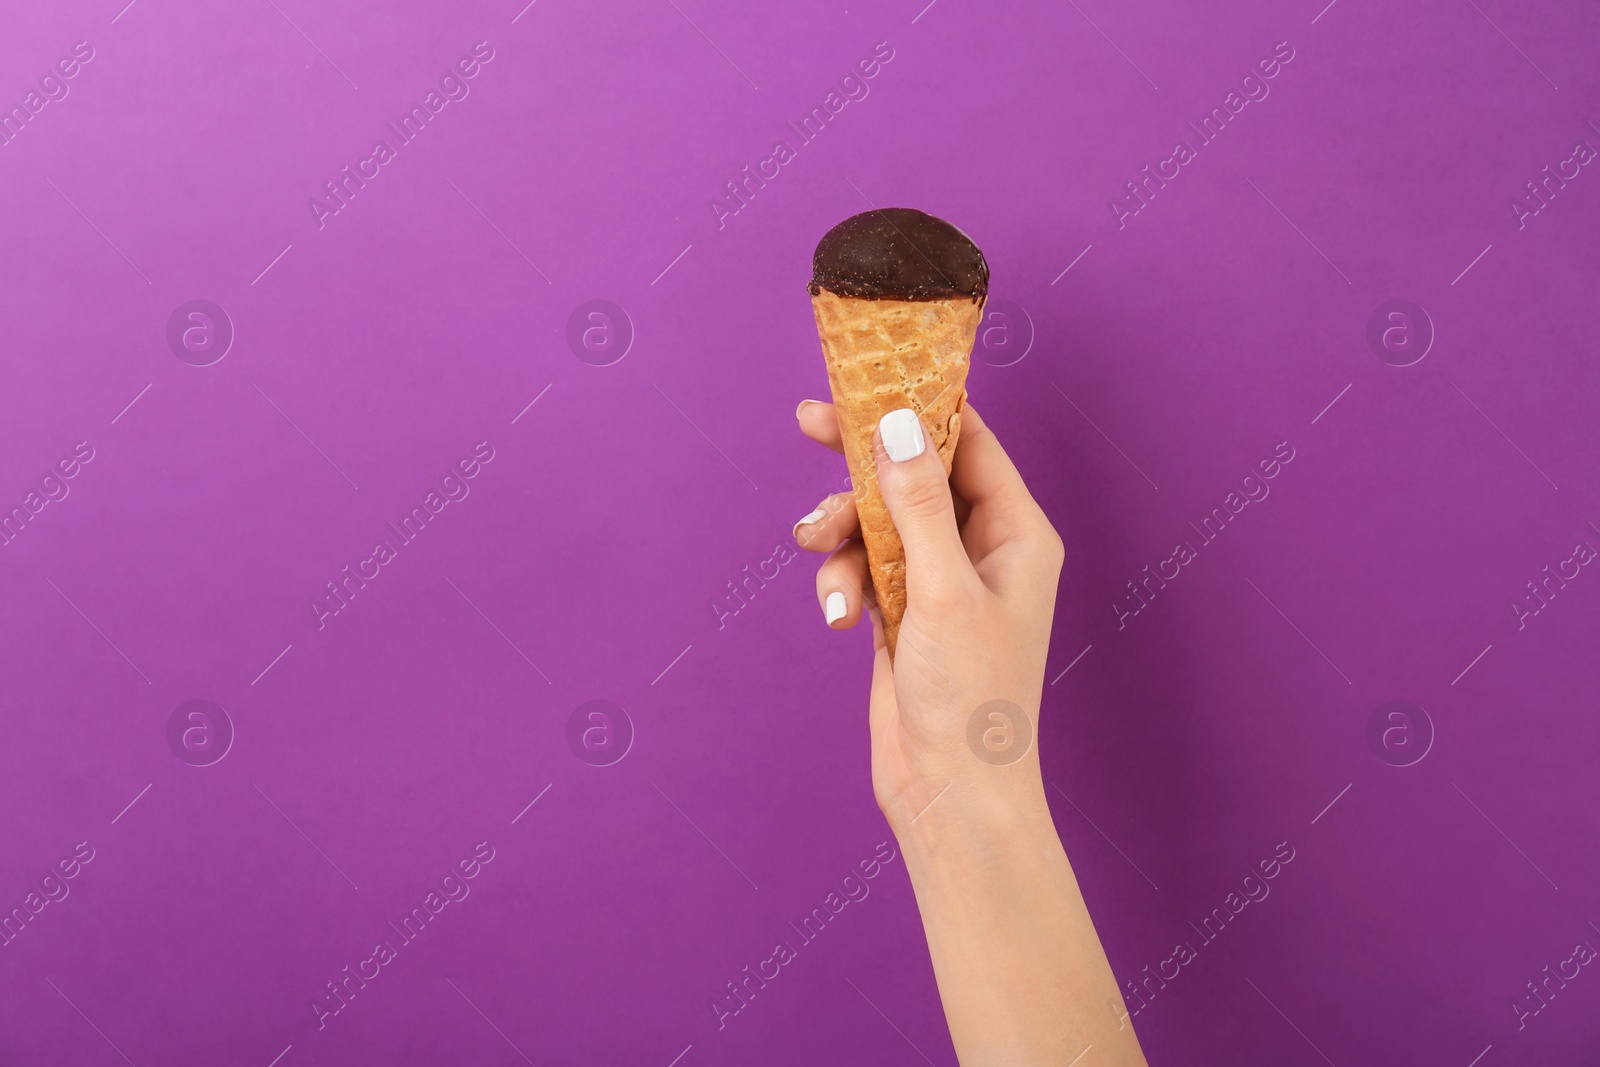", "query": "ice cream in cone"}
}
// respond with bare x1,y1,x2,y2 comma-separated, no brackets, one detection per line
808,208,988,658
